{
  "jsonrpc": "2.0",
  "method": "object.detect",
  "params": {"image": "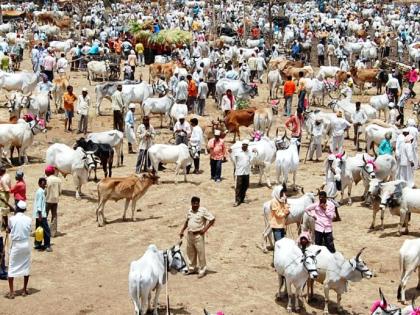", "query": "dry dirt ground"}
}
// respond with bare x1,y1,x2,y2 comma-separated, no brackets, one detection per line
1,52,419,315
